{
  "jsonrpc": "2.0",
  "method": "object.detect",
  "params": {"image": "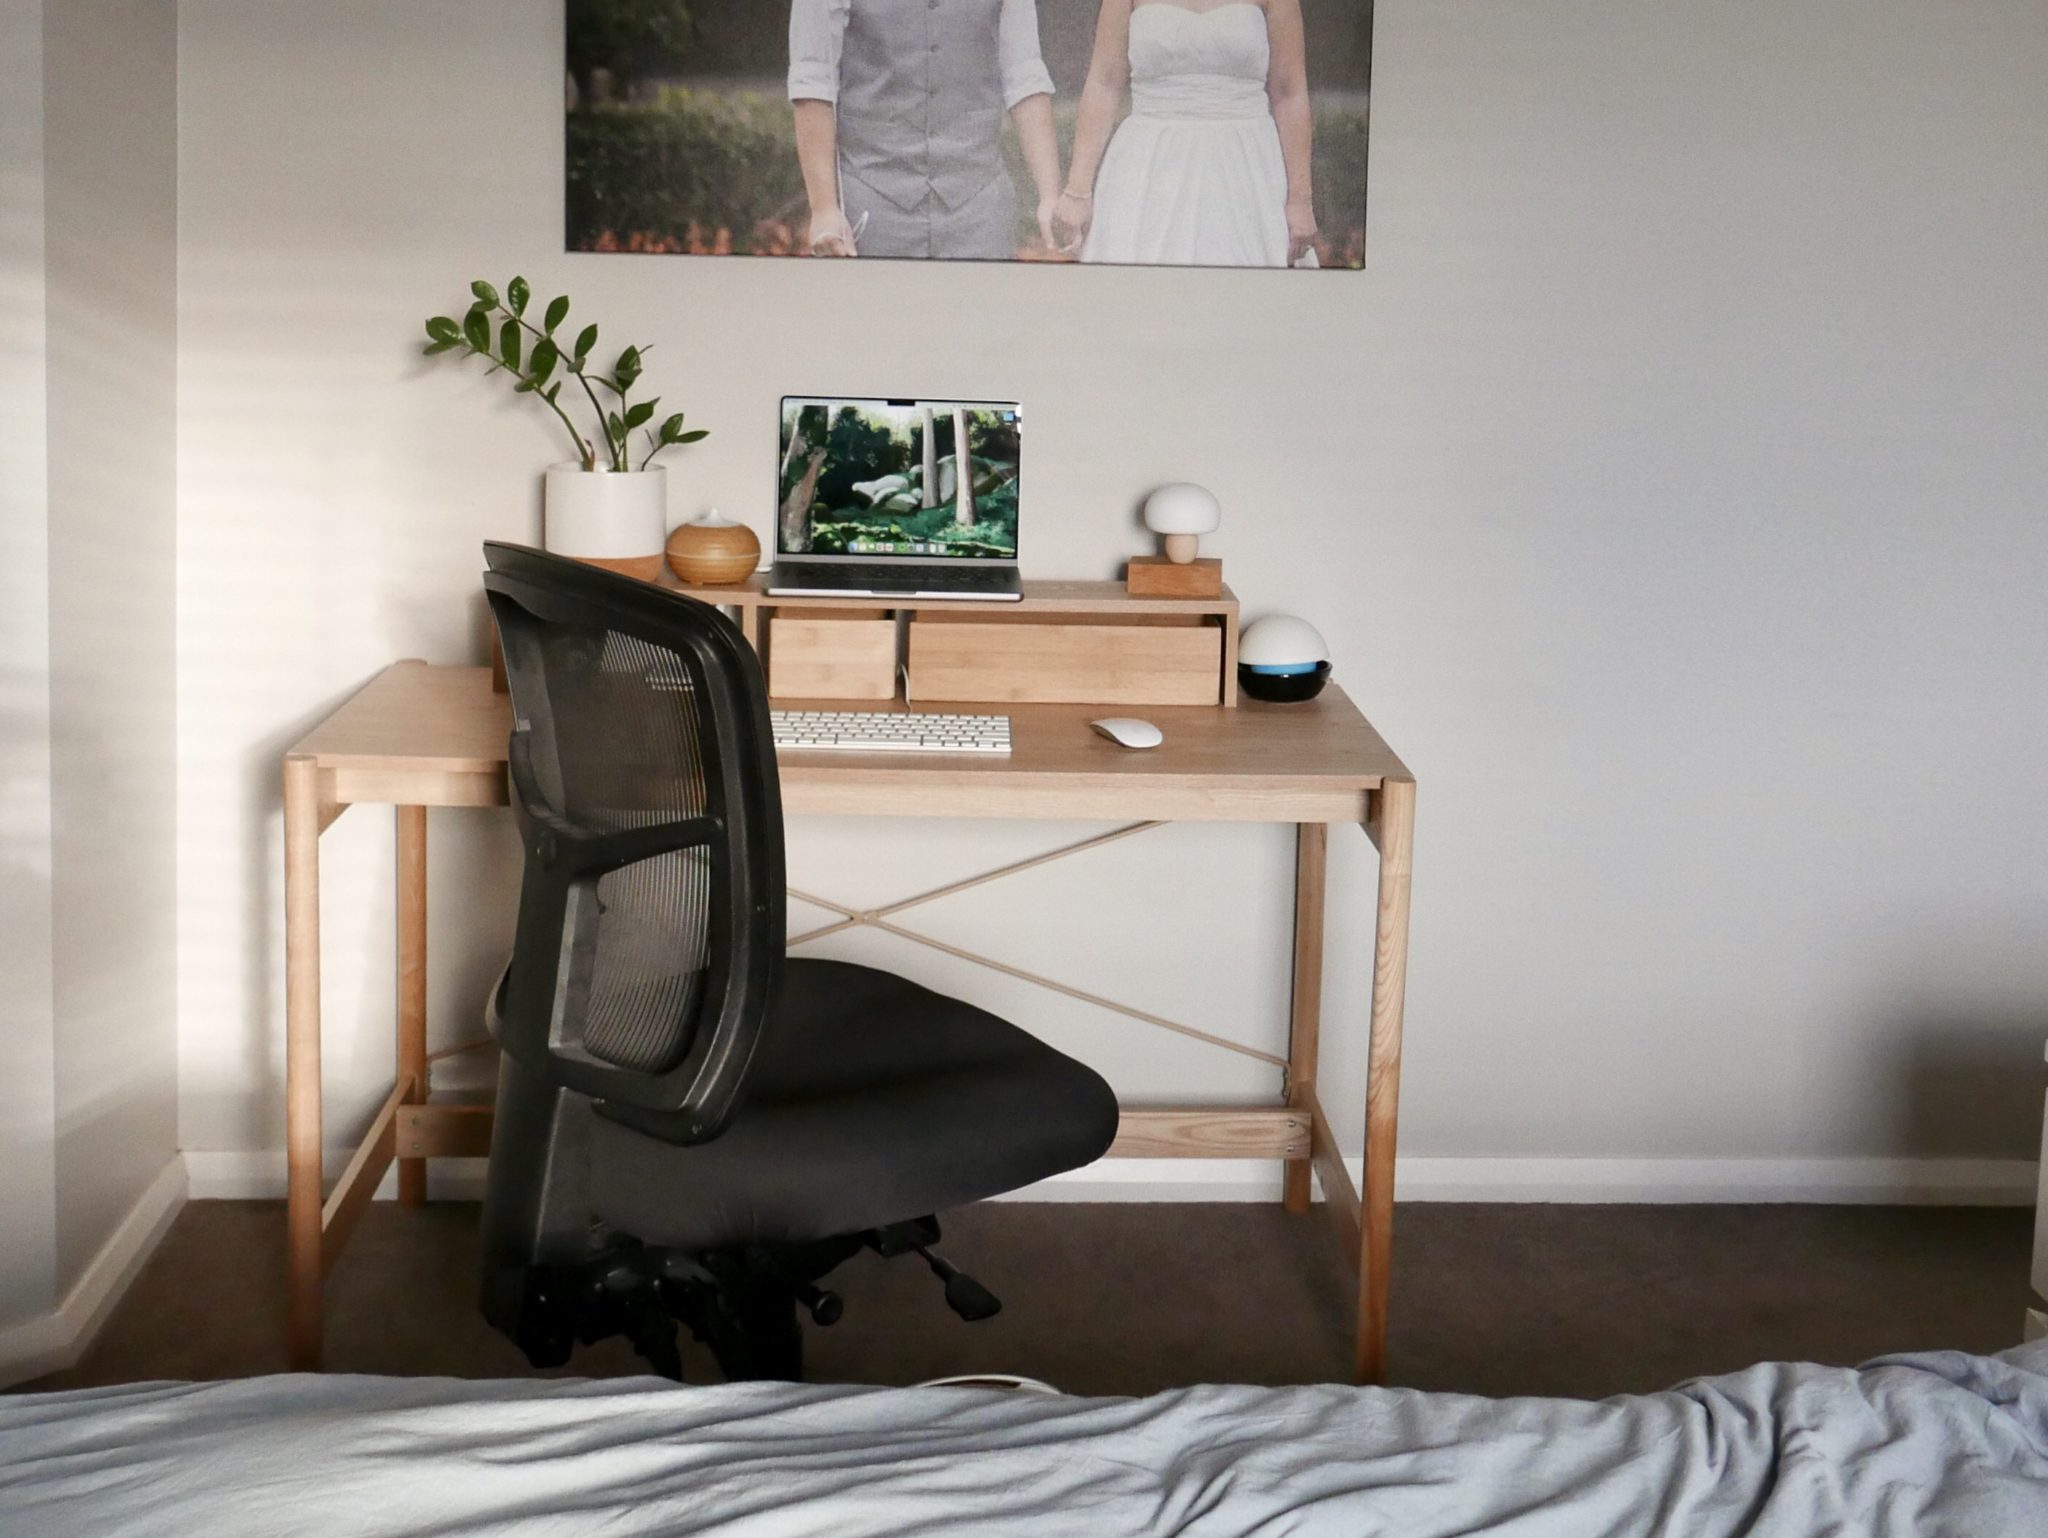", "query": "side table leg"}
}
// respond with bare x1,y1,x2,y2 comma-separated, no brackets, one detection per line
283,756,325,1370
1356,778,1415,1384
1284,823,1328,1213
396,805,428,1206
